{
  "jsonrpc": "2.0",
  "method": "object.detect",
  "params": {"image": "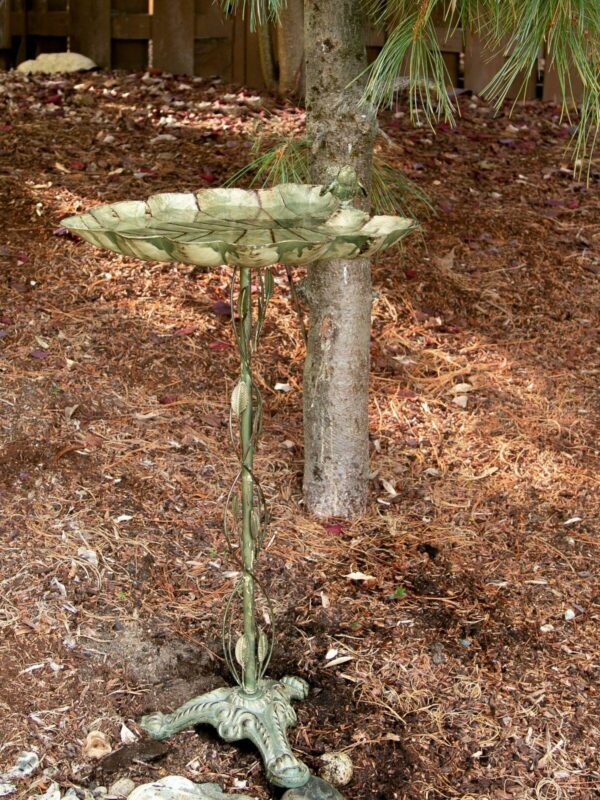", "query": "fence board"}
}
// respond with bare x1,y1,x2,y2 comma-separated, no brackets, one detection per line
193,0,232,76
111,12,150,39
230,9,245,83
21,0,66,52
194,11,232,40
243,18,262,89
543,55,583,105
0,2,587,103
112,0,148,71
0,0,10,49
70,0,111,67
29,10,66,36
464,31,536,100
153,0,194,74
